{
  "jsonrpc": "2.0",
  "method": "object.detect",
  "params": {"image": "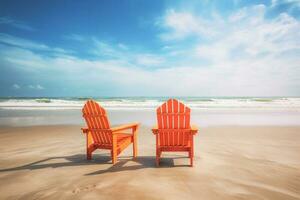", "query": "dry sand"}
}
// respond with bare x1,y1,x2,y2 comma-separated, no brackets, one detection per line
0,125,299,200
